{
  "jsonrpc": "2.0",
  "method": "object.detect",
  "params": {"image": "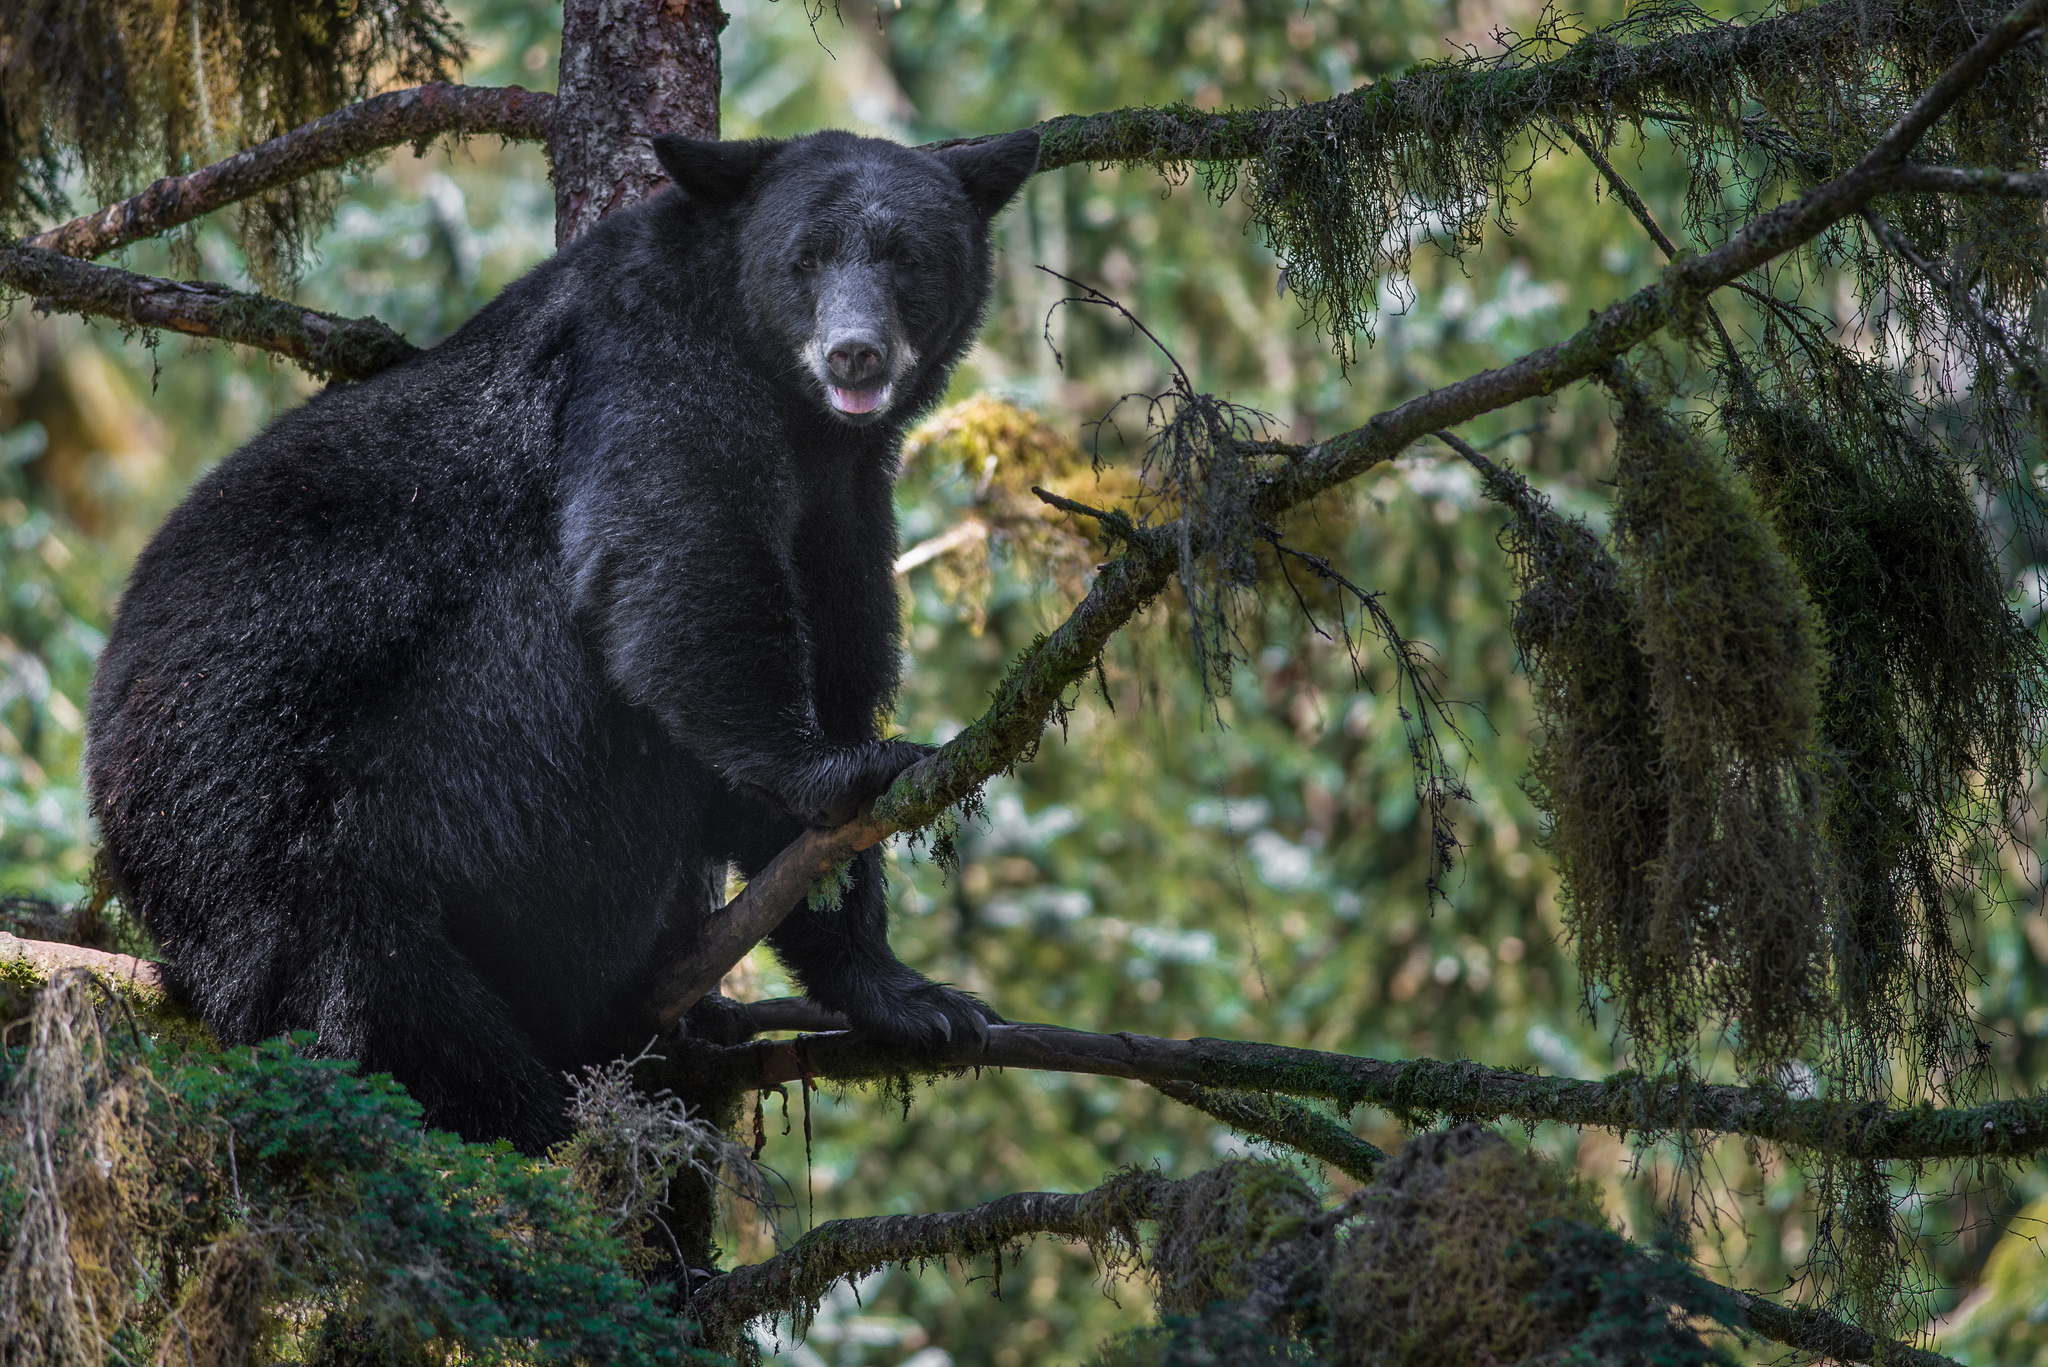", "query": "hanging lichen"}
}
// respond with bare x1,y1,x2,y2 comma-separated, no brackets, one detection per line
1727,353,2048,1344
1459,391,1831,1078
1457,443,1669,1053
1048,0,2044,370
1733,358,2044,1105
1606,378,1831,1072
0,0,464,289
